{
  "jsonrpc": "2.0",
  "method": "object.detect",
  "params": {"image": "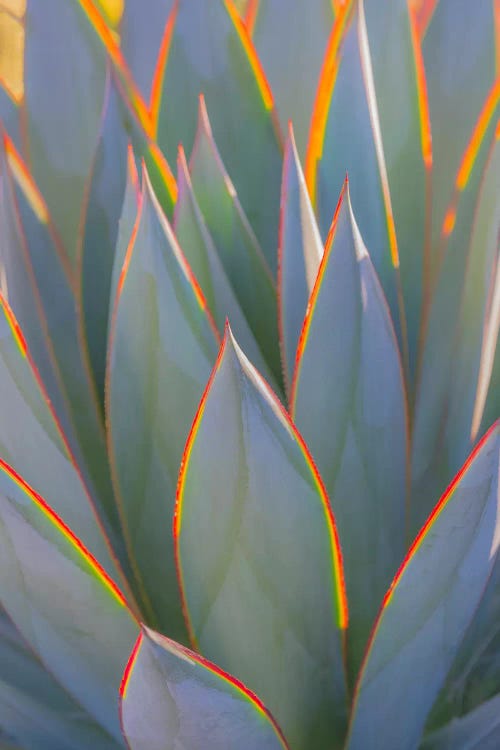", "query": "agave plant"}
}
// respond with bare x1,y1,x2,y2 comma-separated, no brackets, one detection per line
0,0,498,748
